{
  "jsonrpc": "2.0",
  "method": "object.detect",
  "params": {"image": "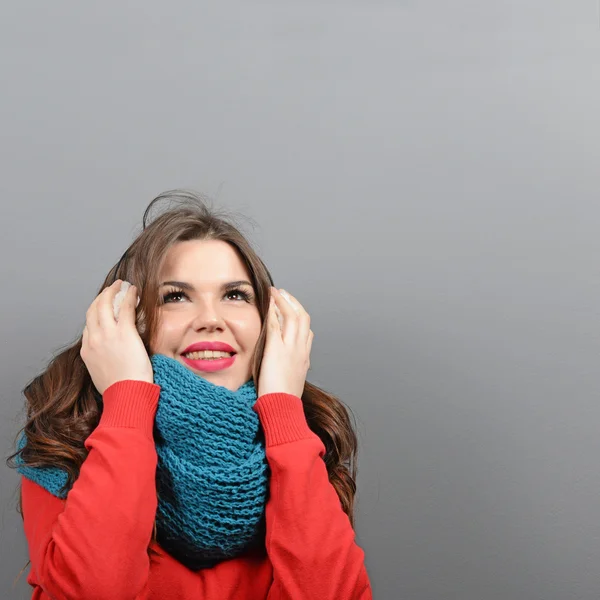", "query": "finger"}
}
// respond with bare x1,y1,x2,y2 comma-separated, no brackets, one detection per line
85,295,99,331
278,289,305,315
80,325,88,360
280,289,310,342
98,280,122,330
86,280,117,331
116,283,139,328
267,295,282,336
274,302,284,331
273,288,298,342
307,329,314,354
